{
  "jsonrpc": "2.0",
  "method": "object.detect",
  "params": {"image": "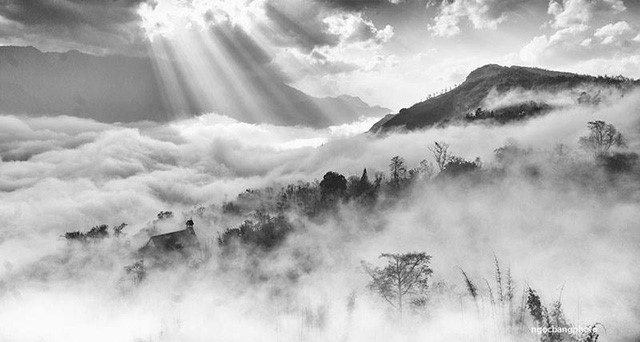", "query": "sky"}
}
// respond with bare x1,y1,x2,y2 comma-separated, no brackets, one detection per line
2,2,640,340
0,0,639,110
